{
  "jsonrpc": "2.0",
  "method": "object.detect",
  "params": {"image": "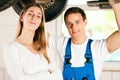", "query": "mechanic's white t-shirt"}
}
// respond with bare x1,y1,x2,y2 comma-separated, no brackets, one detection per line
49,35,109,80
